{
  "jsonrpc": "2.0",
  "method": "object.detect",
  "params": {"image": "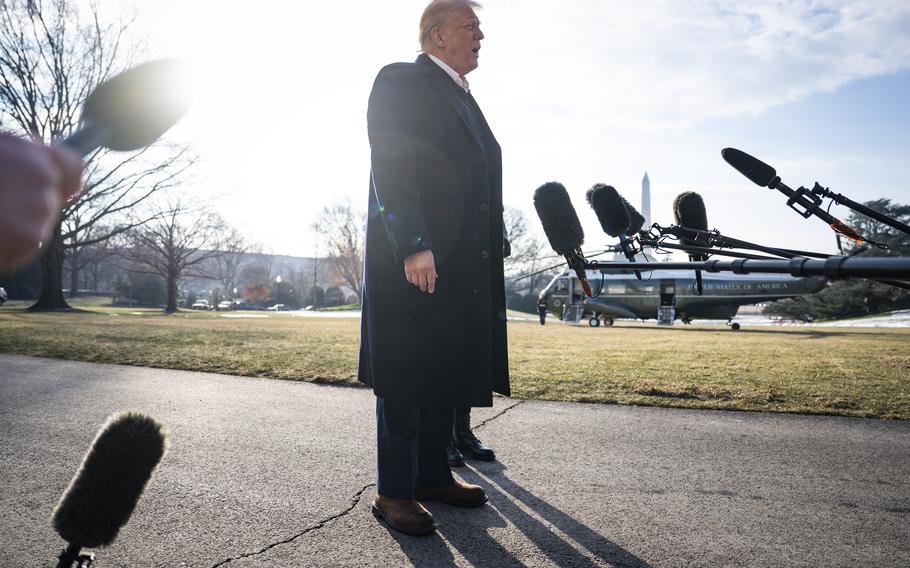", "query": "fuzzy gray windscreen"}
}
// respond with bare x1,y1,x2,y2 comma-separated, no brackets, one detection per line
534,182,585,254
52,412,168,548
586,184,629,237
